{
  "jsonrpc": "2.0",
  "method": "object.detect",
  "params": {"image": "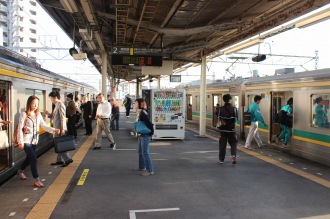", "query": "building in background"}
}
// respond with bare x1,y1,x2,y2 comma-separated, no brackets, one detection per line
1,0,38,59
